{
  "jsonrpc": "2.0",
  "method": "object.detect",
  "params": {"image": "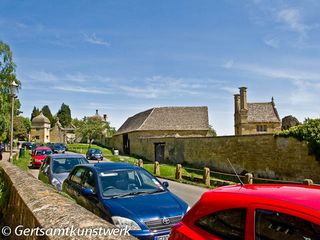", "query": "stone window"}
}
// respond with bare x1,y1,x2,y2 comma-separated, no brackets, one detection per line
256,125,267,132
